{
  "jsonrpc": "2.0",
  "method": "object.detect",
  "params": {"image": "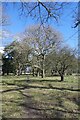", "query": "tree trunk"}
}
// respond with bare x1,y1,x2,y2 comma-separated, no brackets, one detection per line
18,69,21,75
60,75,64,81
41,54,45,78
2,71,4,76
7,72,9,75
7,70,9,75
37,70,40,77
42,68,45,78
17,63,21,76
16,69,20,76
